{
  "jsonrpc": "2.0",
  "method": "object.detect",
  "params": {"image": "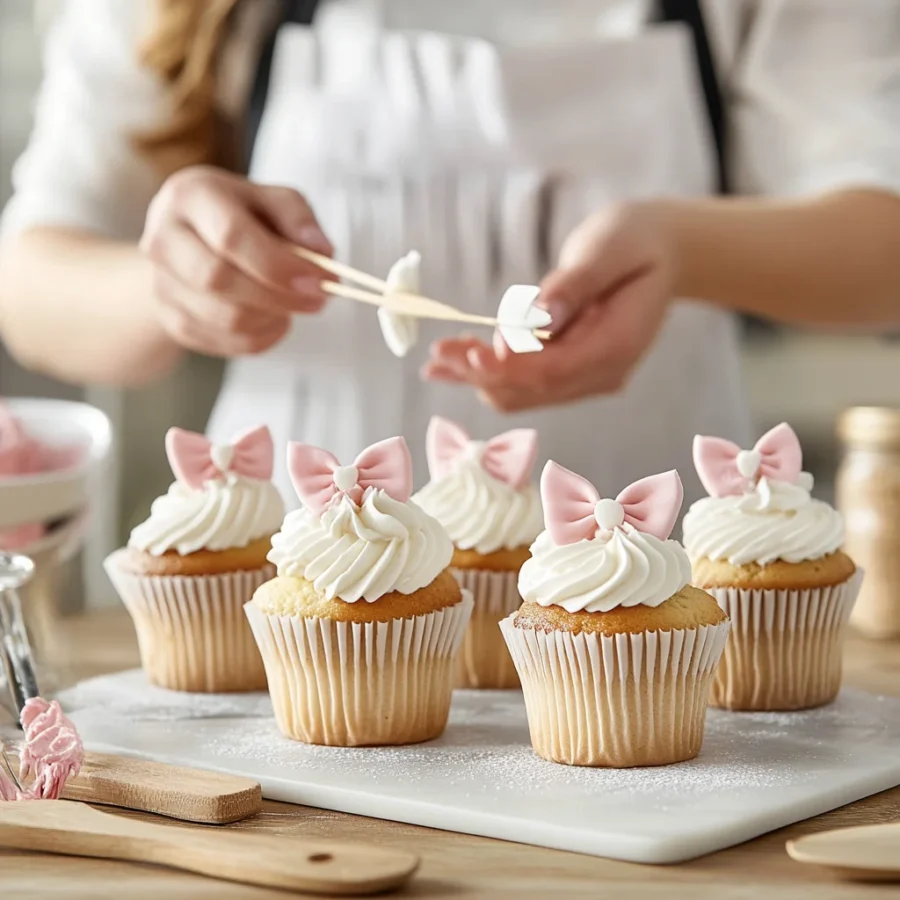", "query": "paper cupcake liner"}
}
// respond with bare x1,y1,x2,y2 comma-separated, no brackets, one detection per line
245,590,474,746
451,568,522,689
707,569,863,711
500,616,730,767
104,551,273,693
